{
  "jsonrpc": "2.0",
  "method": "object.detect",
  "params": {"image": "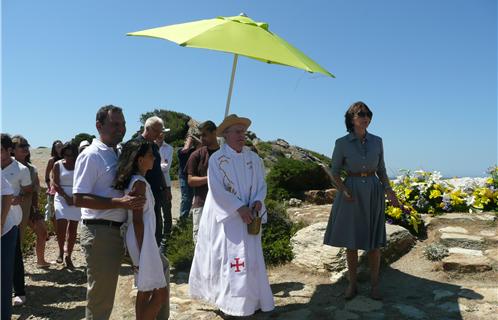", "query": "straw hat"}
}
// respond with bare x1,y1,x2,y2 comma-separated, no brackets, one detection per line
216,114,251,137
